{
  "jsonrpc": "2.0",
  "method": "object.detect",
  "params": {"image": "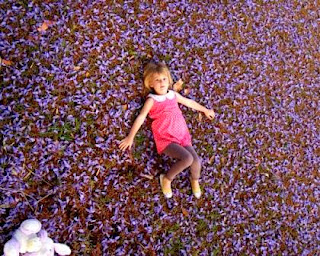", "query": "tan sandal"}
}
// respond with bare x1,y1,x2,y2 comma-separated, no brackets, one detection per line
190,178,201,199
160,174,173,198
